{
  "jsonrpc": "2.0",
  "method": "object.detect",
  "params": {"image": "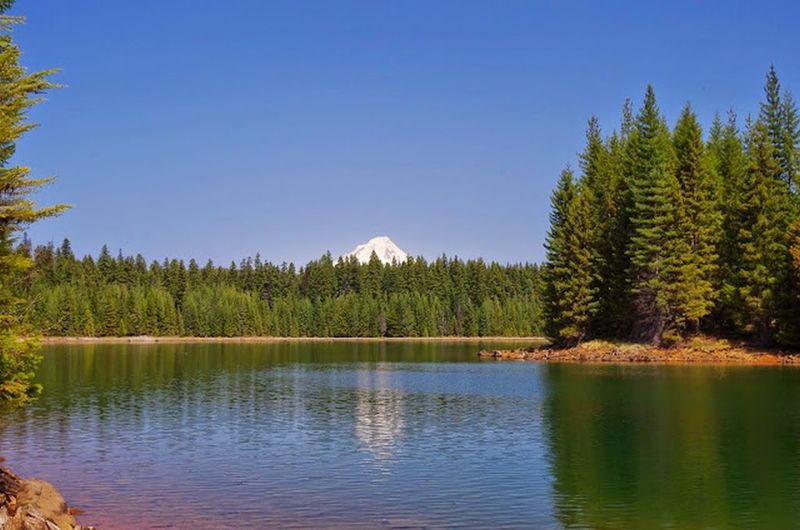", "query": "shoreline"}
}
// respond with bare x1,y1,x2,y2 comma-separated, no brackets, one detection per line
479,338,800,366
41,335,546,345
0,463,84,529
40,336,800,366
